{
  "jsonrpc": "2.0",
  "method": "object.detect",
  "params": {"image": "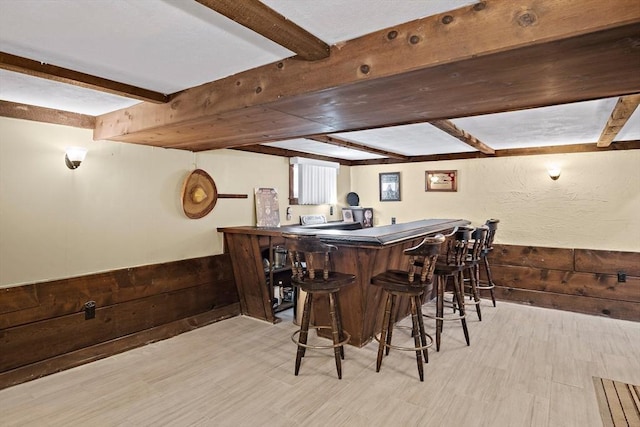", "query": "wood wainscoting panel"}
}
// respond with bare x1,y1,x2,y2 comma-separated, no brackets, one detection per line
1,283,216,372
491,265,640,303
0,304,239,390
575,249,640,276
493,288,640,321
491,244,575,270
0,256,233,330
487,245,640,321
0,285,39,315
0,254,240,389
